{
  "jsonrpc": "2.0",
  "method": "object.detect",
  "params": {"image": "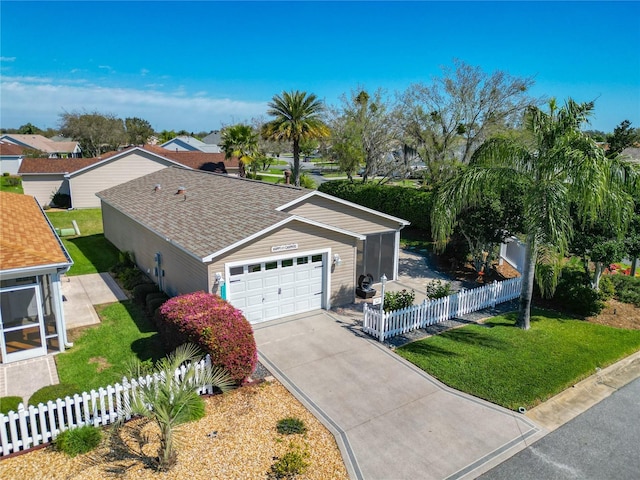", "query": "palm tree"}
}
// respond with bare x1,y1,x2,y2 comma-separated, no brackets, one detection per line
431,99,636,330
220,124,258,178
120,343,235,471
262,90,330,186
